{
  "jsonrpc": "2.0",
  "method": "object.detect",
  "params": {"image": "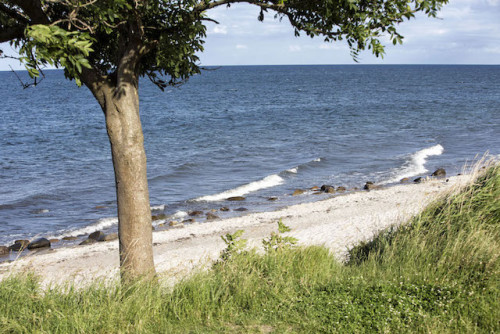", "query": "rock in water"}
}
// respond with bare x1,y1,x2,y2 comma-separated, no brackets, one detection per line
414,177,423,183
89,231,106,241
220,207,230,212
336,186,346,192
292,189,305,196
188,210,204,217
400,178,410,183
321,185,335,193
431,168,446,177
234,207,248,212
27,238,51,250
151,213,167,221
364,182,377,190
8,240,30,251
227,196,246,201
0,246,9,256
